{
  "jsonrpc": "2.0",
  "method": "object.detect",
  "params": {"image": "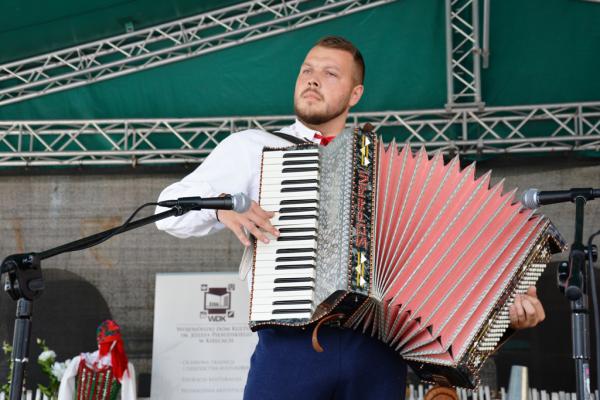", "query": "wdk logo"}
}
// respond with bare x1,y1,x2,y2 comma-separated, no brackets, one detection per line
200,283,235,322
